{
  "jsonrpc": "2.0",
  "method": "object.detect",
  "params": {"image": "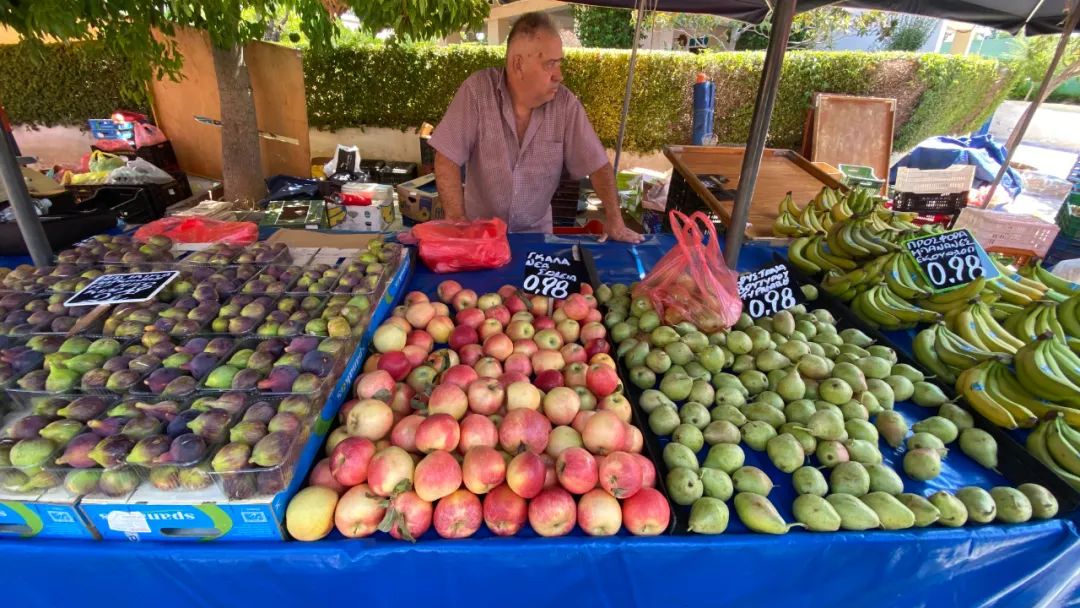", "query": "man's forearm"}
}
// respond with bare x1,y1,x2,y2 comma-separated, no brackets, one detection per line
590,163,623,222
434,152,466,221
